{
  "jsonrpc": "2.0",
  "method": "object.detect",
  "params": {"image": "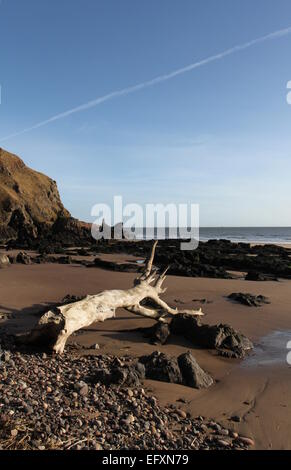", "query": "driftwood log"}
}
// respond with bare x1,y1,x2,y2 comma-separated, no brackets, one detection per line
27,241,203,354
